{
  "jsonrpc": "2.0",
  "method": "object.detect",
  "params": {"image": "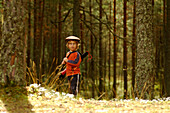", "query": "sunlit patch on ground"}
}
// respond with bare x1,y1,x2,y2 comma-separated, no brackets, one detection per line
0,84,170,113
